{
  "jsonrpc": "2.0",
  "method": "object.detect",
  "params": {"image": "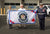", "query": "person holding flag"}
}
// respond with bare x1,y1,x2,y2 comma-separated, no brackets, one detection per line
6,6,12,29
18,4,26,29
